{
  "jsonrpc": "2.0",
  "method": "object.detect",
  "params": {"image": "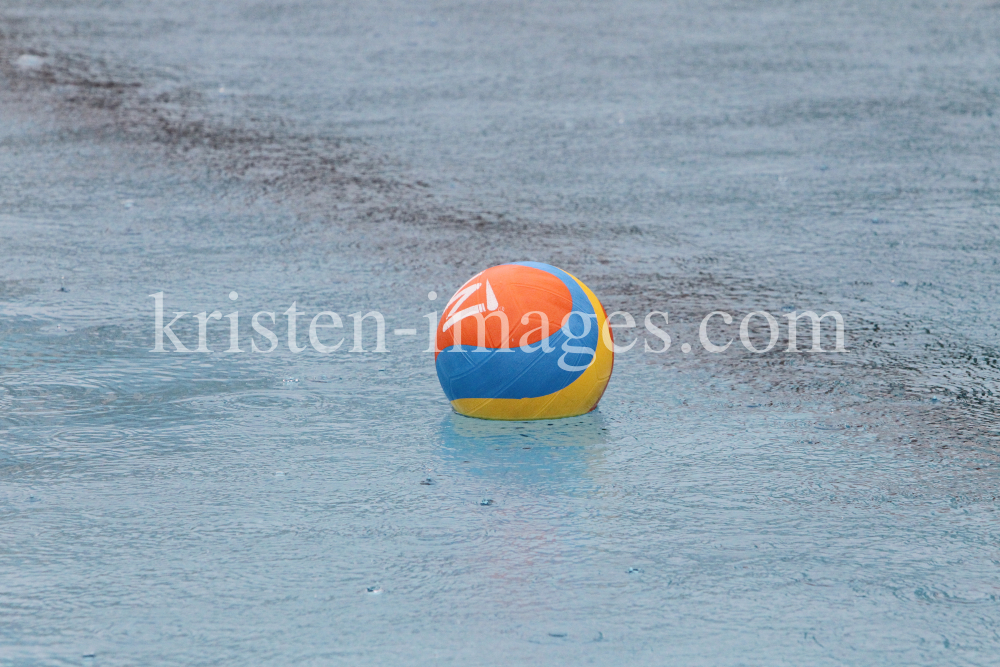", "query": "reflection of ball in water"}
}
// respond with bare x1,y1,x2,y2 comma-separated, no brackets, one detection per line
435,262,614,420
